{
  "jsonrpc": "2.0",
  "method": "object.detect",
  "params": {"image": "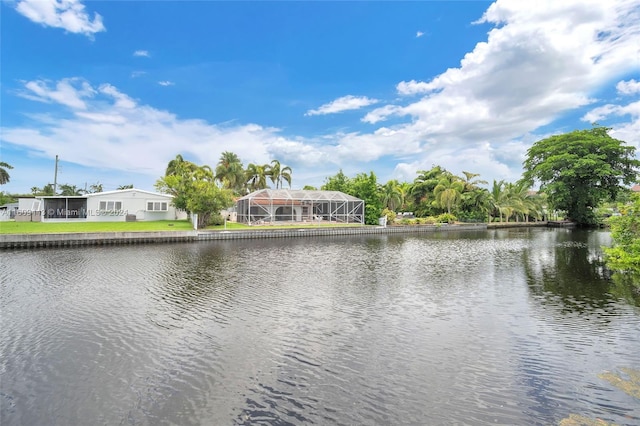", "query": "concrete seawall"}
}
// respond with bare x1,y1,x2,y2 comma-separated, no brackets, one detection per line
0,231,198,249
0,224,487,249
